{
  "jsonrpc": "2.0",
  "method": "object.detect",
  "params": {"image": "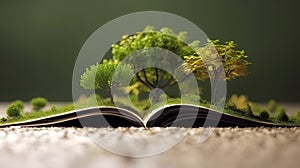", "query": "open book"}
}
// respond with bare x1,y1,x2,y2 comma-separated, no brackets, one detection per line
0,104,282,128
